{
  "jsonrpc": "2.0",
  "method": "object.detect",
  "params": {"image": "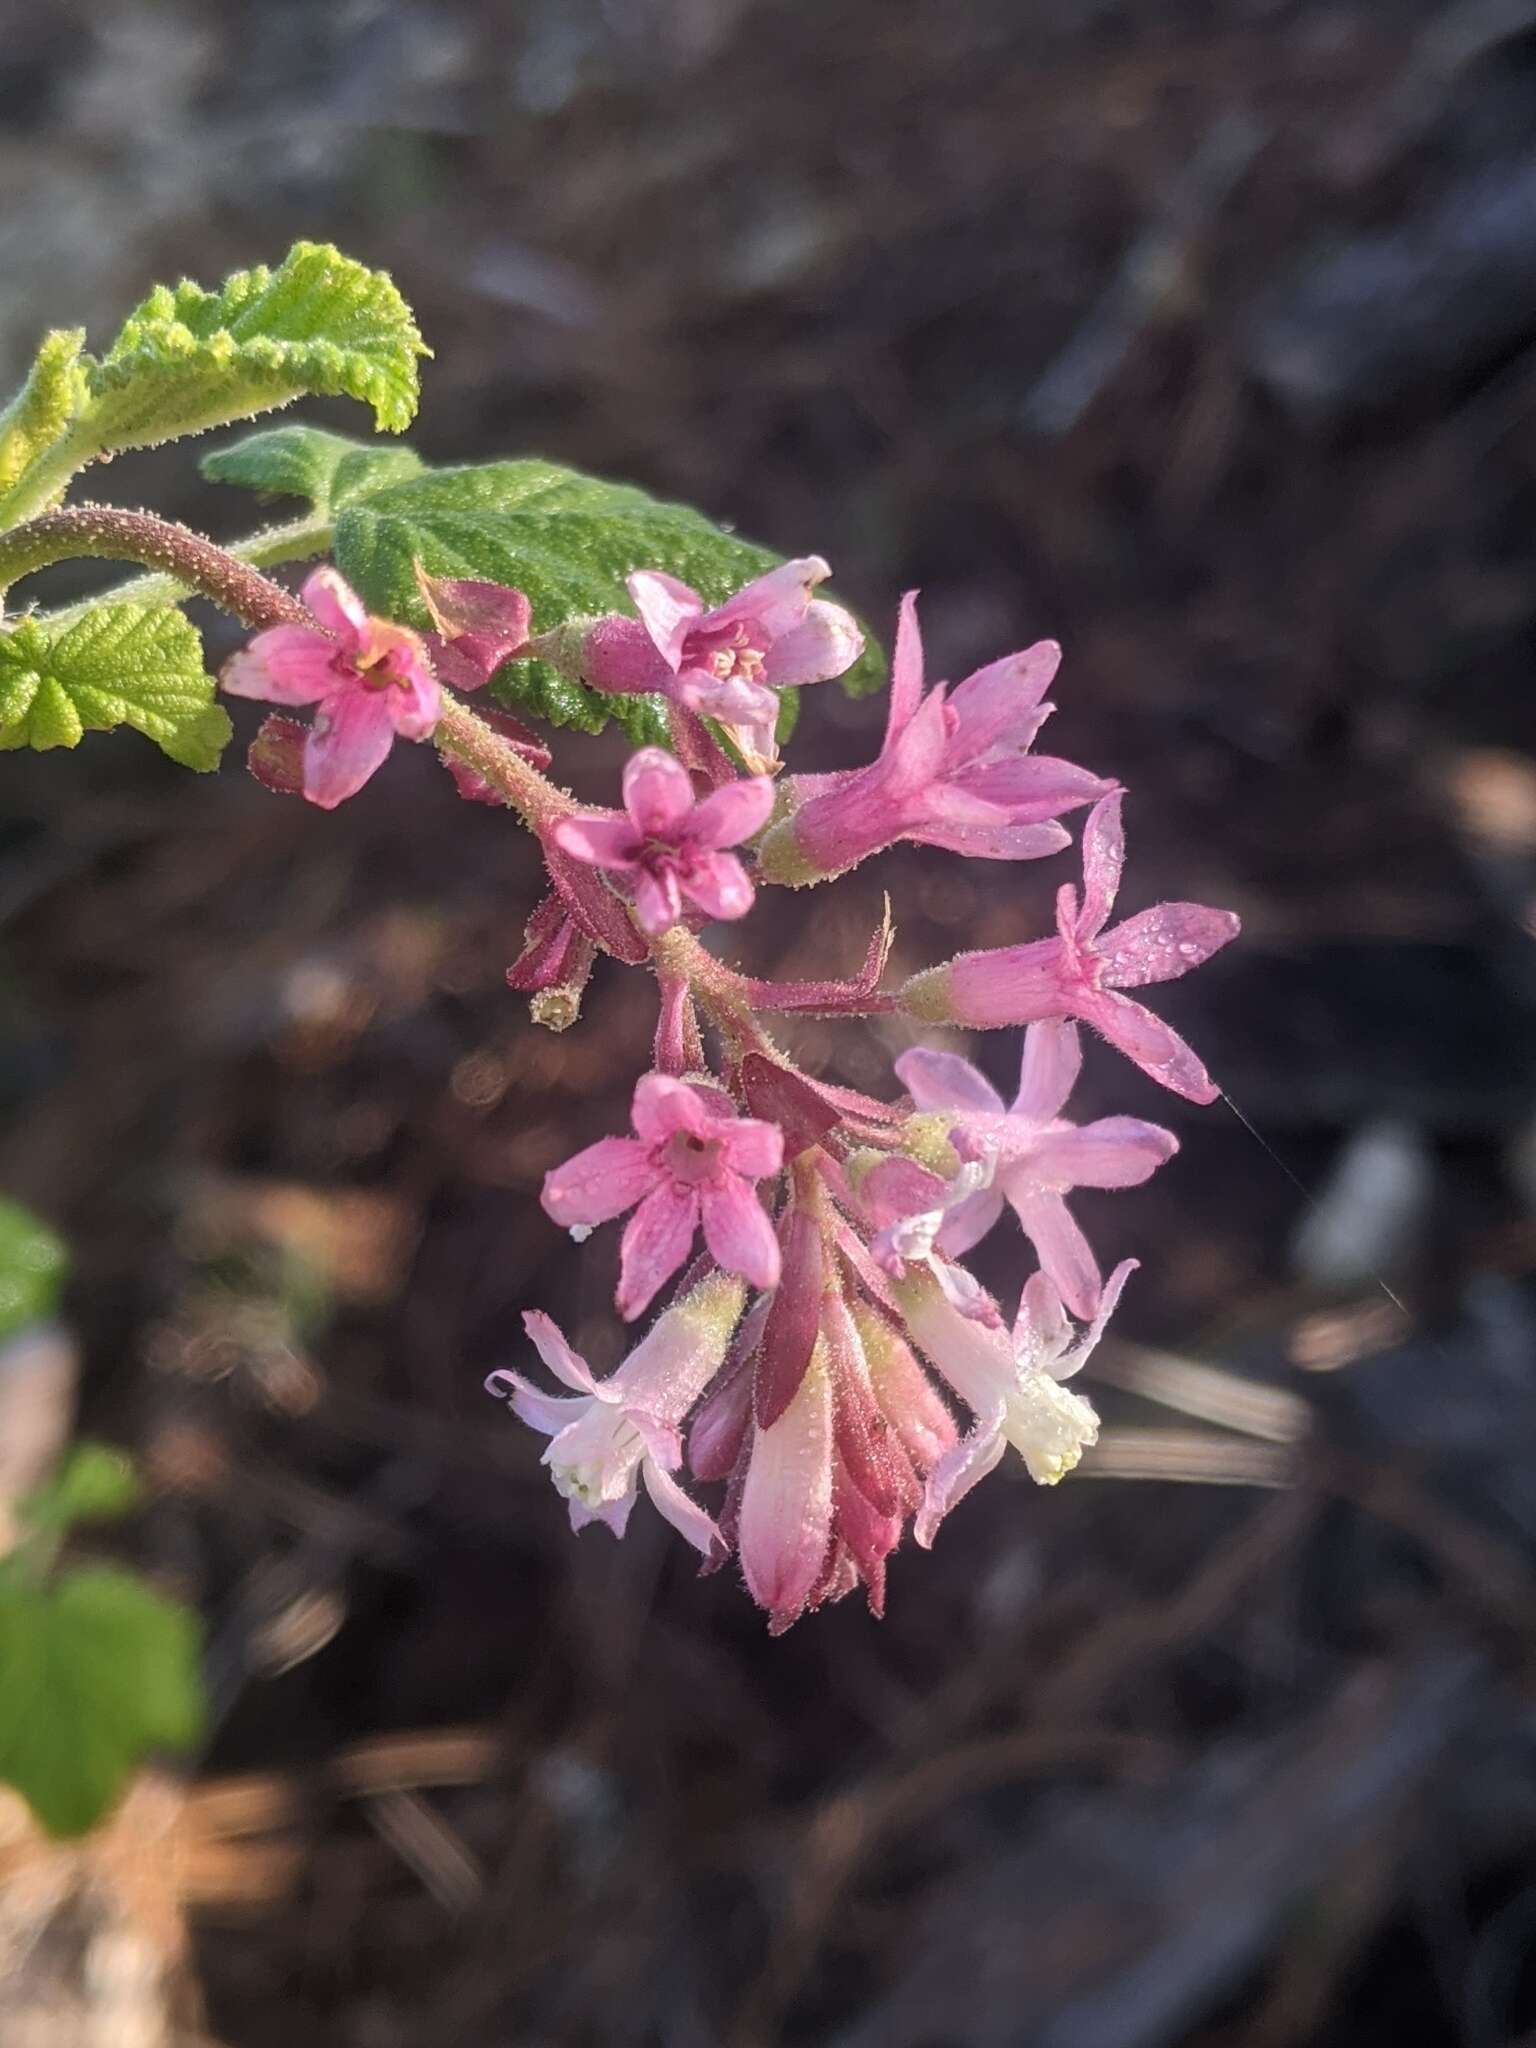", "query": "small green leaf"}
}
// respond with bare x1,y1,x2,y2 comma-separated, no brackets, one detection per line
86,241,428,453
201,424,424,515
0,604,231,770
333,459,882,735
0,1197,66,1344
0,1563,204,1837
21,1444,140,1535
0,330,90,493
